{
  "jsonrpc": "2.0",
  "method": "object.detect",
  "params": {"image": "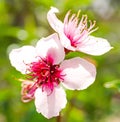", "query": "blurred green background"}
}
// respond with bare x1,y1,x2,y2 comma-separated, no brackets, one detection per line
0,0,120,122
